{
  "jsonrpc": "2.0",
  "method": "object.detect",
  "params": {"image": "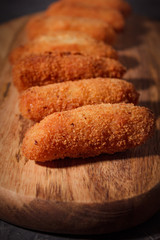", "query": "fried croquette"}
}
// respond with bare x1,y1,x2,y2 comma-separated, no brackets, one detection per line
22,103,155,162
26,14,116,43
12,52,126,92
19,78,139,122
45,1,125,32
62,0,131,17
9,32,118,64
